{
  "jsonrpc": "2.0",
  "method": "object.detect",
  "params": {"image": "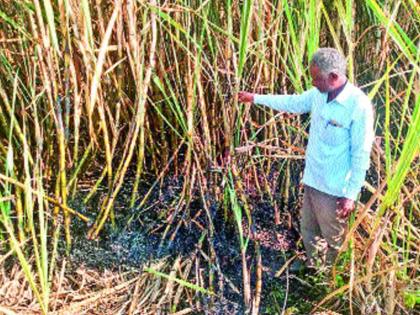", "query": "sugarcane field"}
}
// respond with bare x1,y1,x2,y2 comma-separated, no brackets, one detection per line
0,0,419,314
